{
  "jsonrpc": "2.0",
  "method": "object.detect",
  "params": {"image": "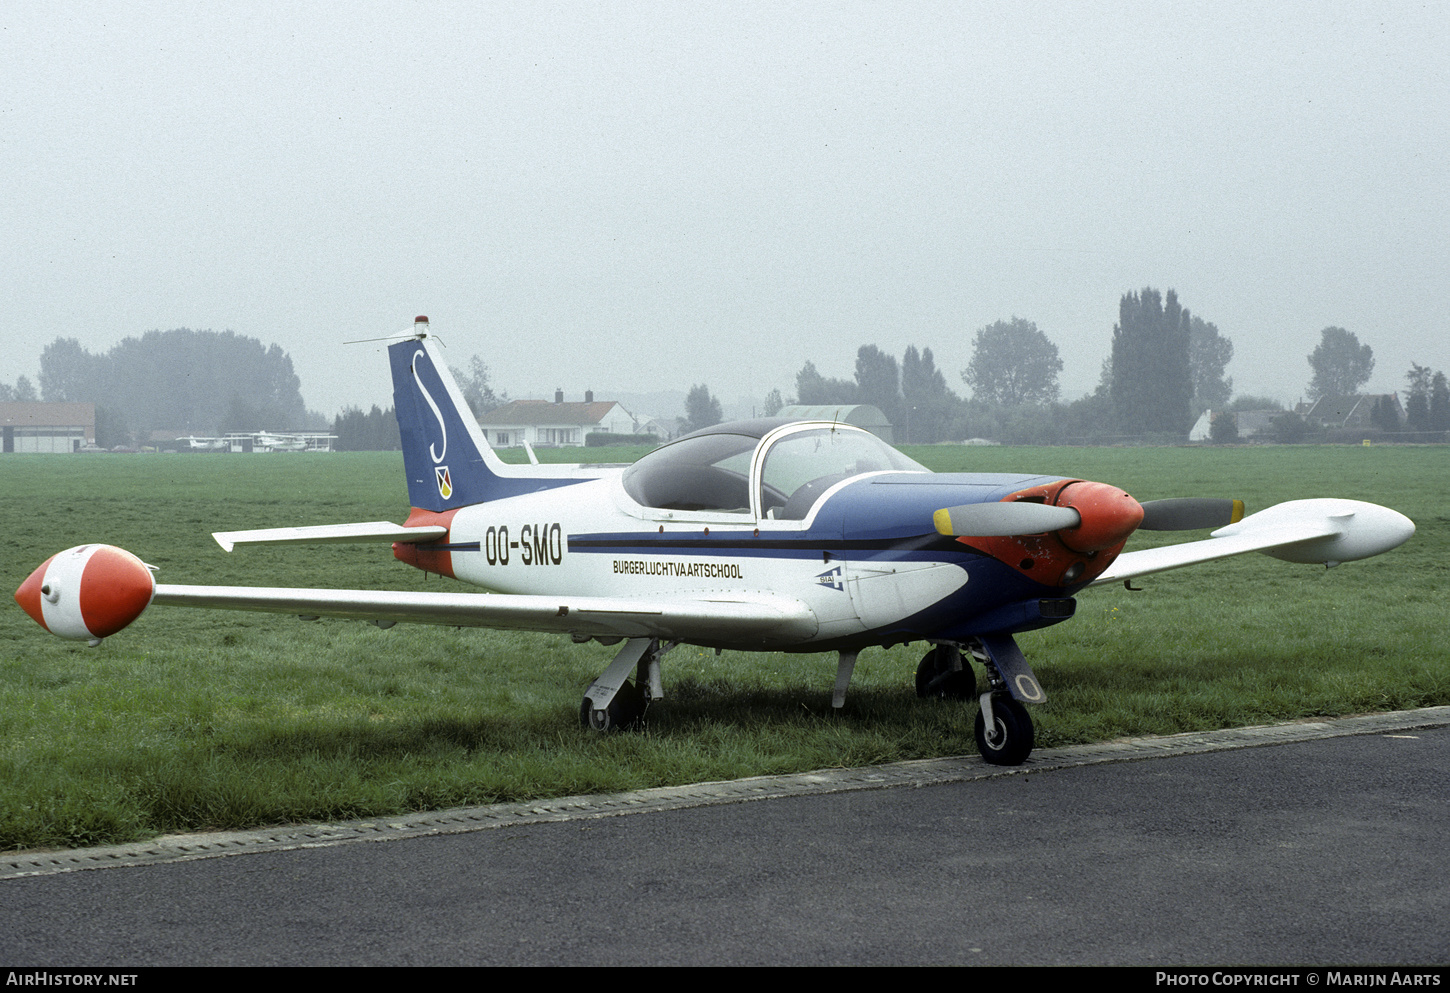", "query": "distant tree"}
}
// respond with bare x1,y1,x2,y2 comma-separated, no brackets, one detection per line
1110,289,1193,436
1404,362,1434,394
333,407,366,451
1188,316,1233,415
1227,394,1285,411
1371,396,1401,433
450,356,506,420
901,345,958,443
38,337,94,401
1270,411,1310,444
1209,410,1239,444
10,375,38,402
219,388,301,435
962,317,1063,407
1432,372,1450,433
221,394,260,434
1062,388,1116,442
854,345,901,426
683,384,722,433
332,405,400,451
762,388,784,417
94,406,132,449
795,360,857,405
37,329,307,435
367,404,398,450
1093,355,1114,396
1405,362,1434,433
1405,393,1430,433
1307,327,1374,401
